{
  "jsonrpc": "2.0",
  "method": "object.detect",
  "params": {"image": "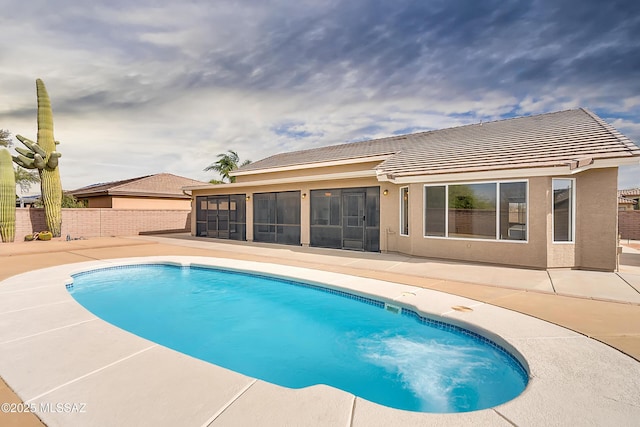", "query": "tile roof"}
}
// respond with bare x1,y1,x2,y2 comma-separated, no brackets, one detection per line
234,108,640,178
618,196,637,205
70,173,208,198
618,188,640,197
237,136,410,172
